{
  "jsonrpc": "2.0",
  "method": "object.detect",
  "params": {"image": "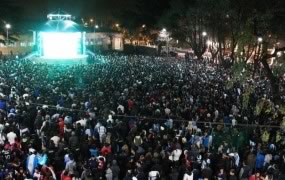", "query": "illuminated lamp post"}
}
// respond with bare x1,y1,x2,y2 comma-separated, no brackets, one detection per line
93,25,99,53
160,28,170,57
5,24,11,45
257,37,263,77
